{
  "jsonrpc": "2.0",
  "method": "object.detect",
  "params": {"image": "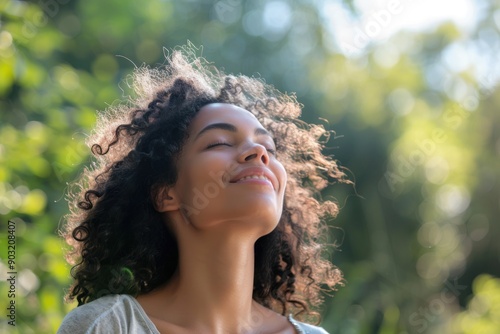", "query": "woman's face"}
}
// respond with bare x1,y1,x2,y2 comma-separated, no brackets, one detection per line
162,103,287,236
